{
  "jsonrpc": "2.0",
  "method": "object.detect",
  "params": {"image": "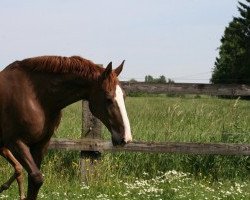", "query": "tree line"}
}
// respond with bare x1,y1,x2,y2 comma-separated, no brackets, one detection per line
129,75,174,84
